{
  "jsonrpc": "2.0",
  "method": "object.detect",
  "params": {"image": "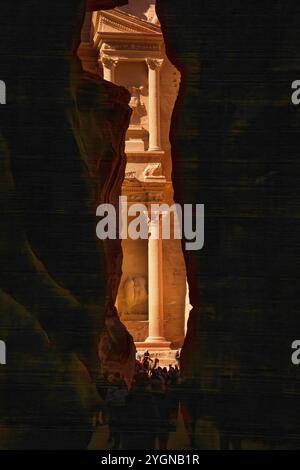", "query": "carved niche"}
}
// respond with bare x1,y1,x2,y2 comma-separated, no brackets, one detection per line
118,275,148,319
